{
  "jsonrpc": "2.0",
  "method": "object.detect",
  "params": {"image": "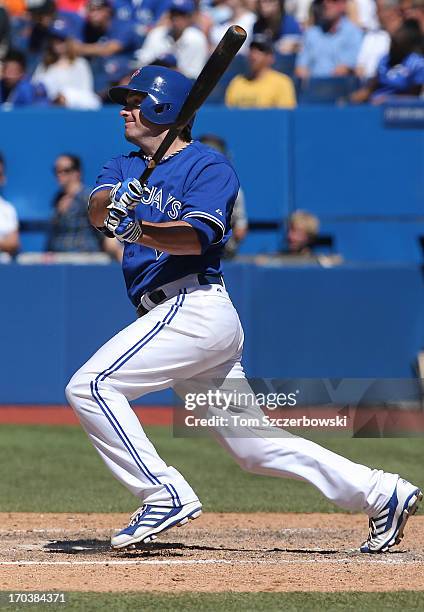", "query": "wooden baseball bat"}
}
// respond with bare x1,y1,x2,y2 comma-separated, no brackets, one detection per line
138,25,247,183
